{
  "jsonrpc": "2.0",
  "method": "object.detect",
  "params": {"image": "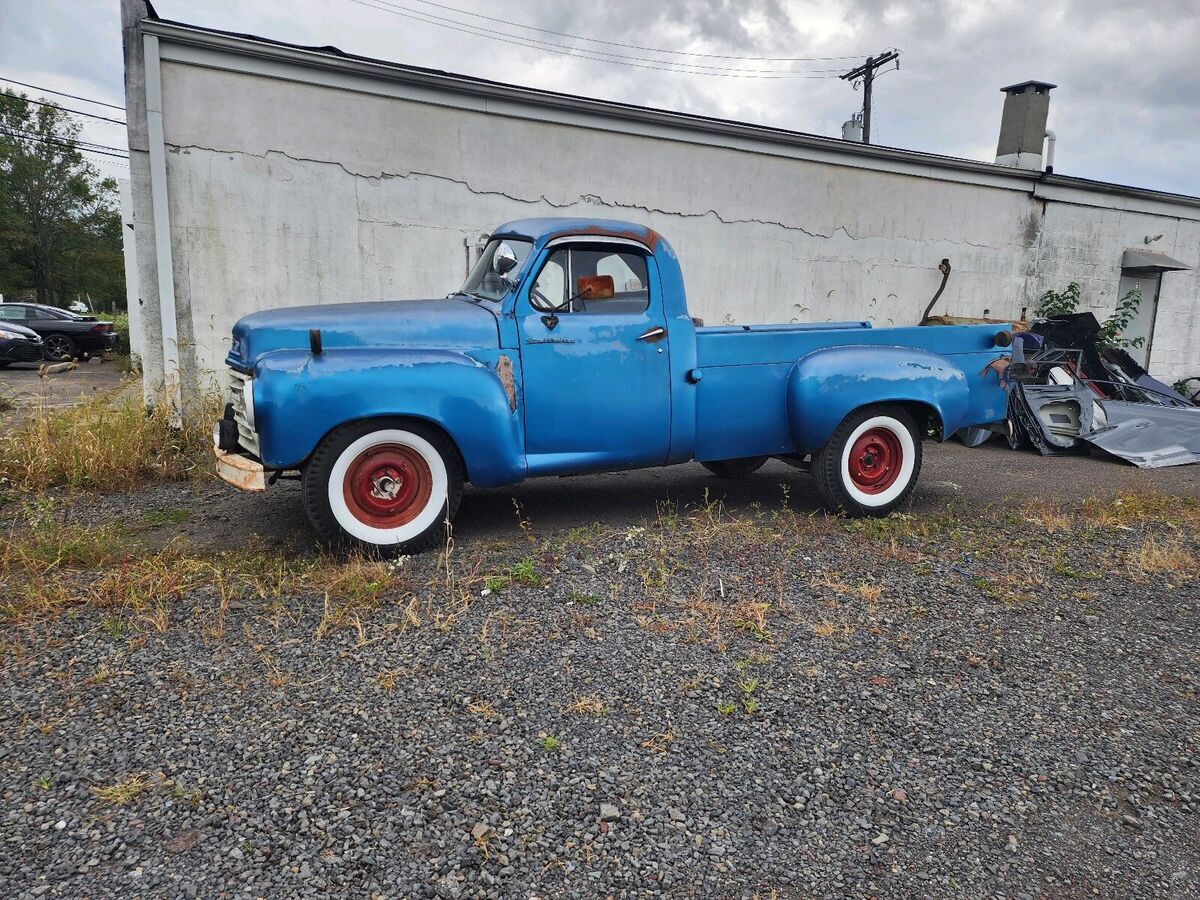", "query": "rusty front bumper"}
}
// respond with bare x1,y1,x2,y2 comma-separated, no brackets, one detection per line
213,424,267,492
